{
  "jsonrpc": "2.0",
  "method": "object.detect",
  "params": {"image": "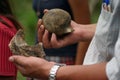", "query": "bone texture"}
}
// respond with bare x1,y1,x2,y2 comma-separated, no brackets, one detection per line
9,29,45,58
